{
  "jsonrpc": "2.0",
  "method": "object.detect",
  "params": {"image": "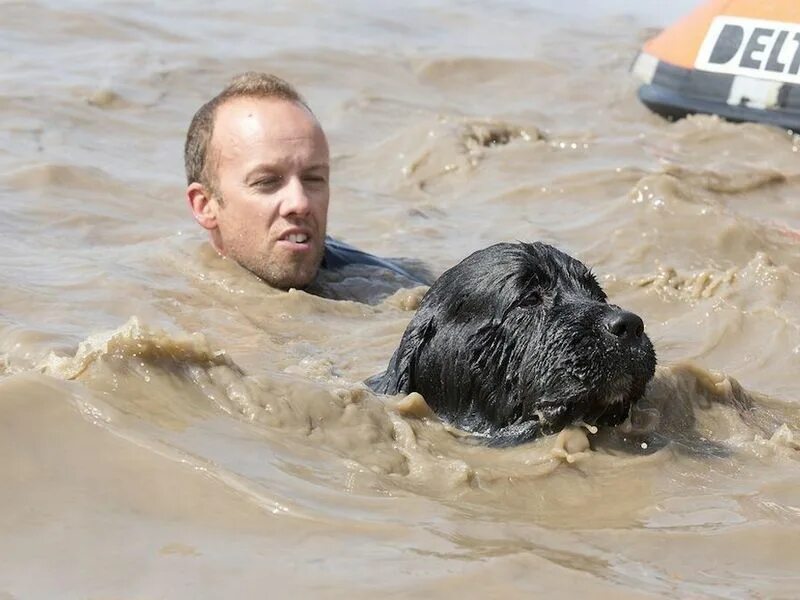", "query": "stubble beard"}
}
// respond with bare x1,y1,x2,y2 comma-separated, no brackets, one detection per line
240,238,325,290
